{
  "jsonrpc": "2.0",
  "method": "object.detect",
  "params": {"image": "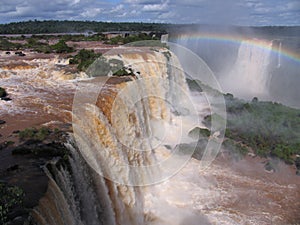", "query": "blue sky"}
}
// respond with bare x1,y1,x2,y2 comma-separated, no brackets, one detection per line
0,0,299,25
